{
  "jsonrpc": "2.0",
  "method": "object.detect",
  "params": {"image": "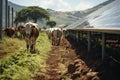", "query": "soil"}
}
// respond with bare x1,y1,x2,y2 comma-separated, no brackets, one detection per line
34,38,120,80
34,38,98,80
